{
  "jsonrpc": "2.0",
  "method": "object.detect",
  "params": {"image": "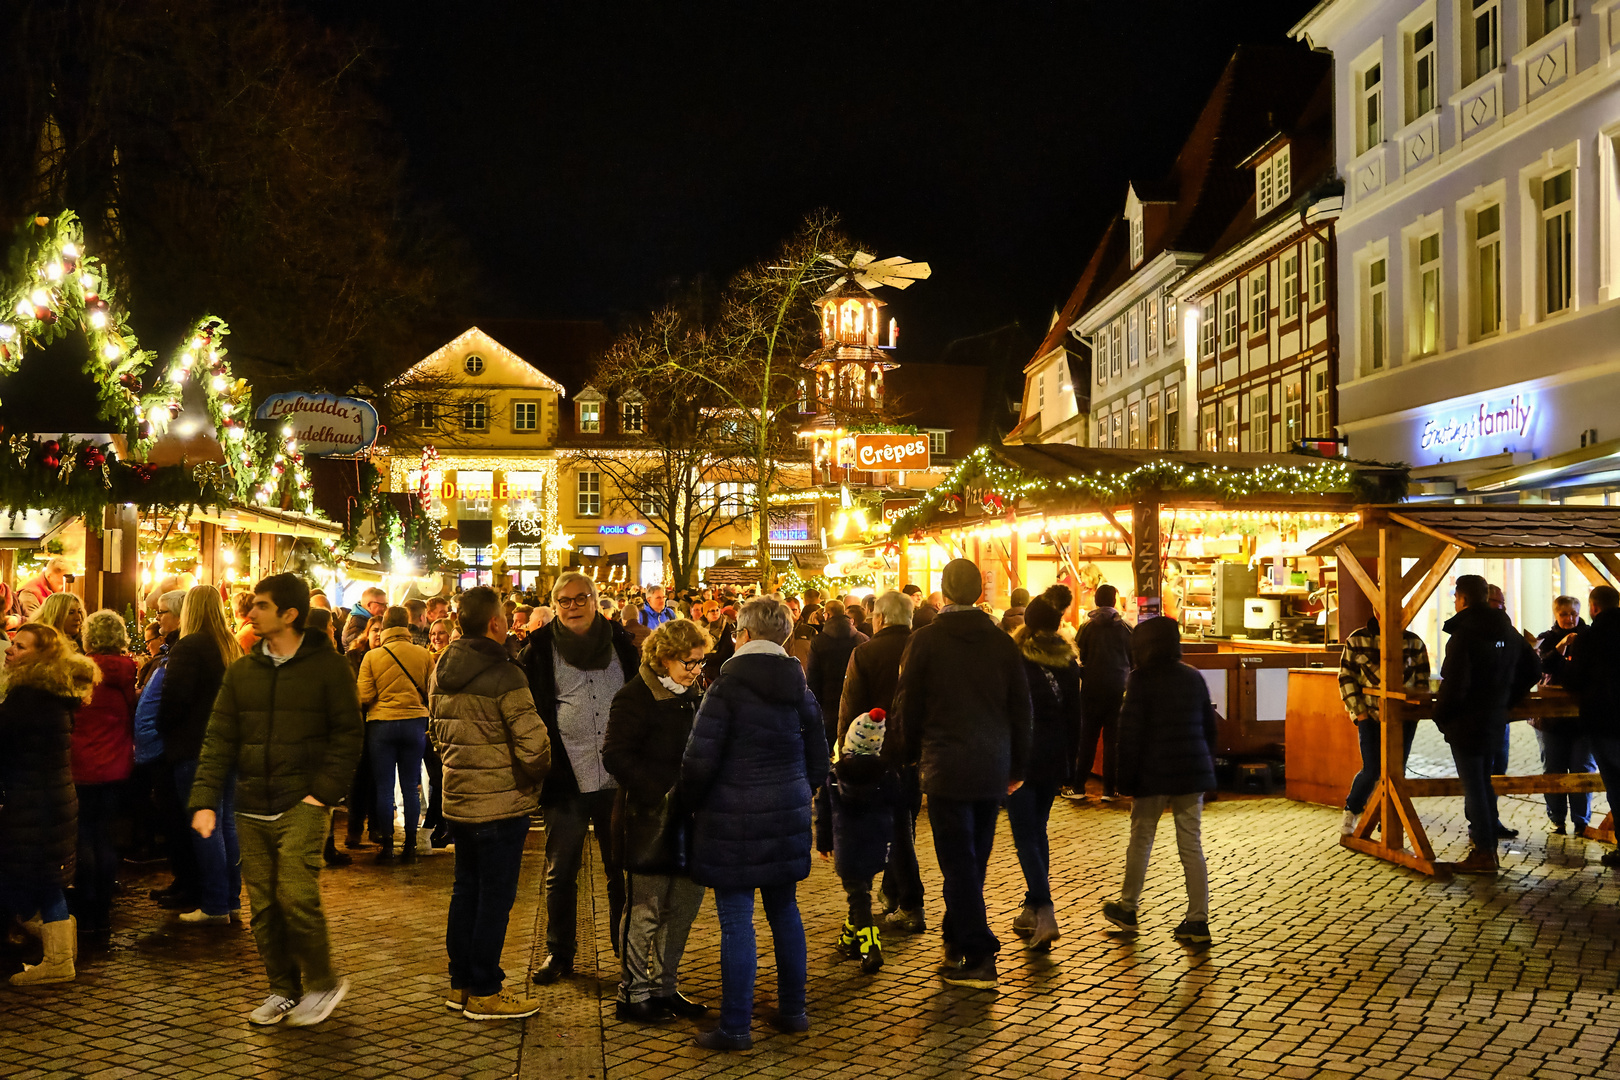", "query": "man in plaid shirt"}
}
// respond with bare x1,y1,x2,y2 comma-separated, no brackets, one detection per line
1339,616,1431,836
